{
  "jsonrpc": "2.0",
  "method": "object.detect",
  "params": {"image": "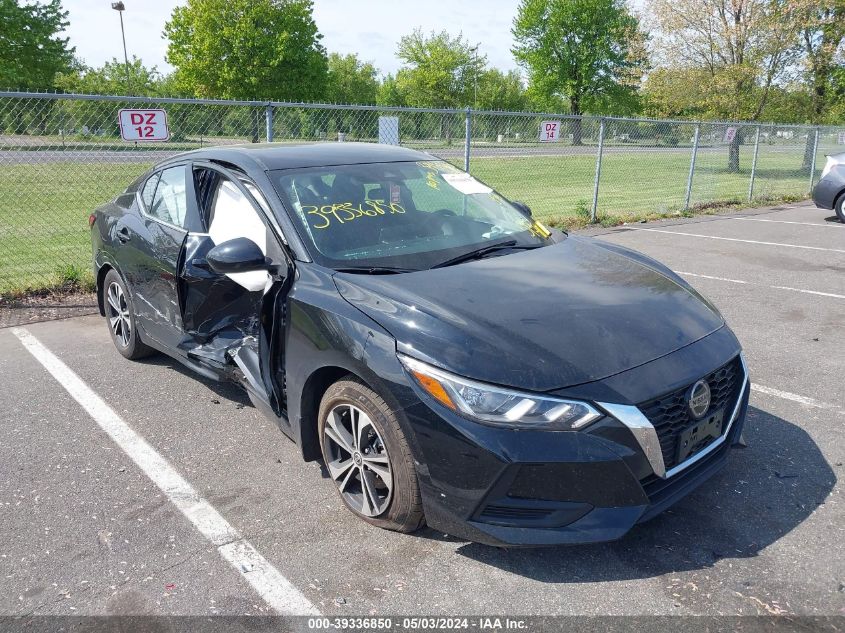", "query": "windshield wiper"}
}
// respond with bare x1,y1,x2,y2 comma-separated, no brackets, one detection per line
432,240,541,269
333,266,417,275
